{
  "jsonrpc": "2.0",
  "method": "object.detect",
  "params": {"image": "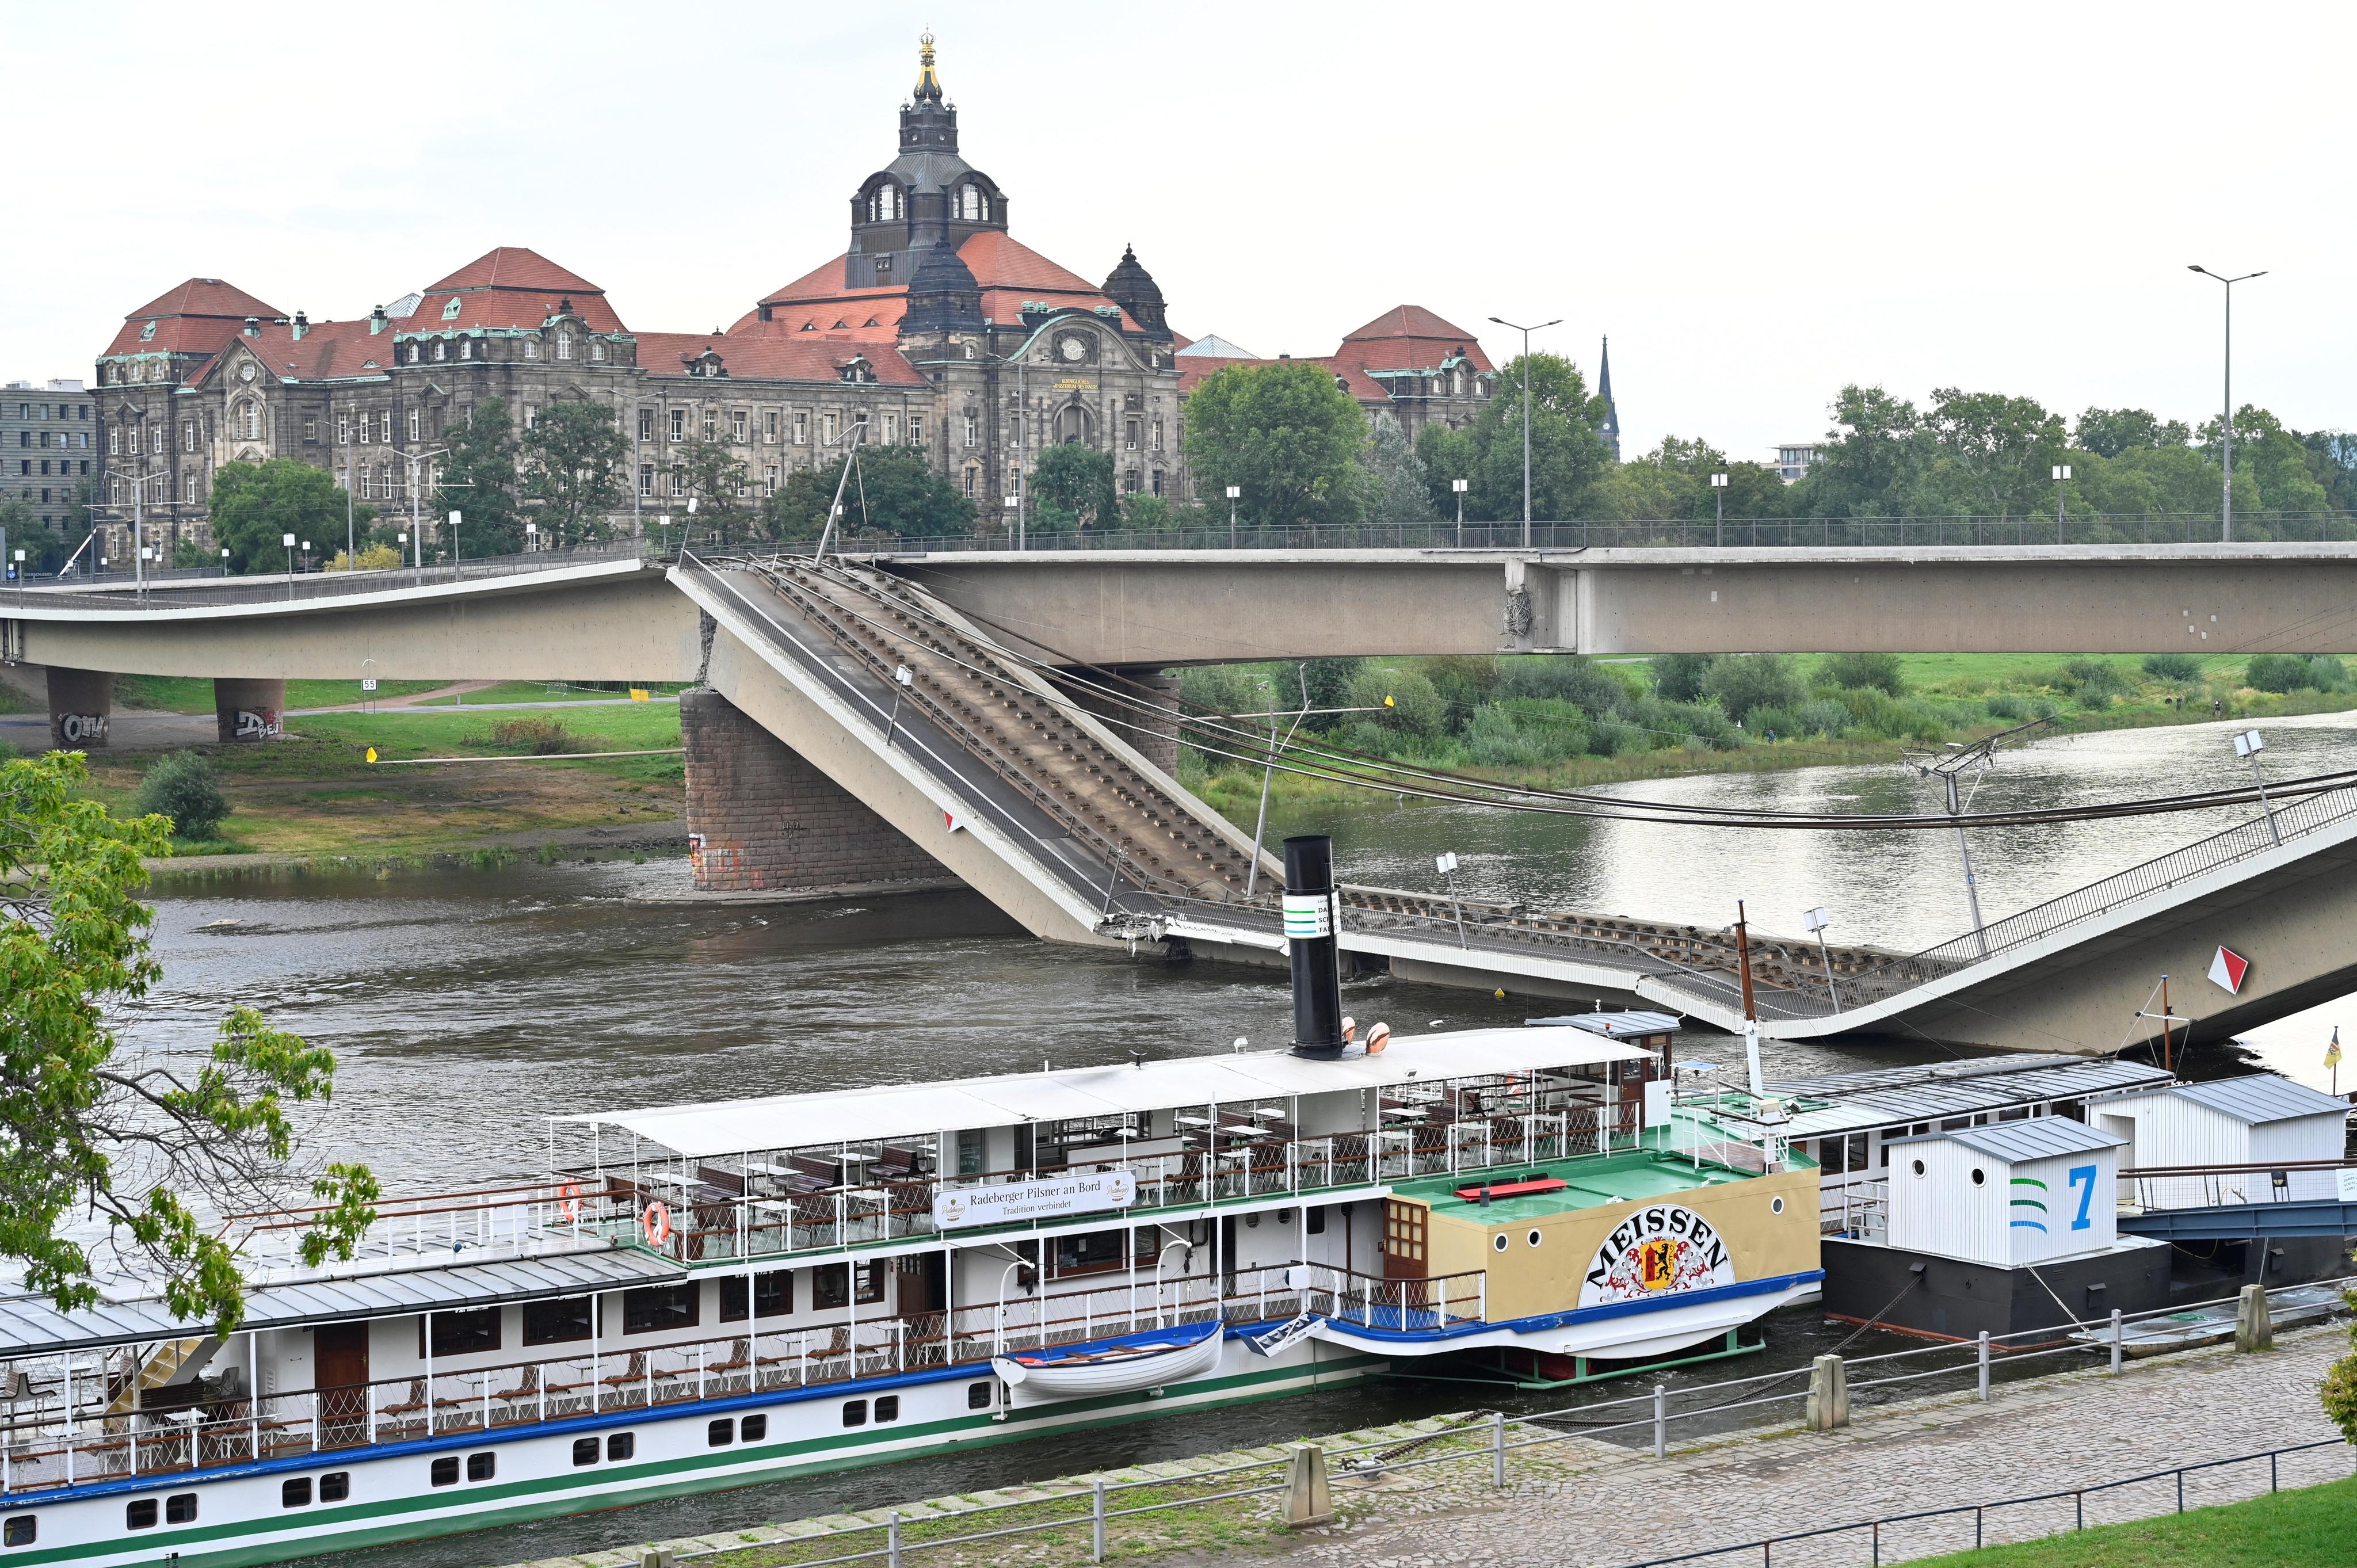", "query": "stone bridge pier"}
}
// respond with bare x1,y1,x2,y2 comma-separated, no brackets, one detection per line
45,667,112,750
1050,665,1180,775
213,678,286,743
680,689,956,895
